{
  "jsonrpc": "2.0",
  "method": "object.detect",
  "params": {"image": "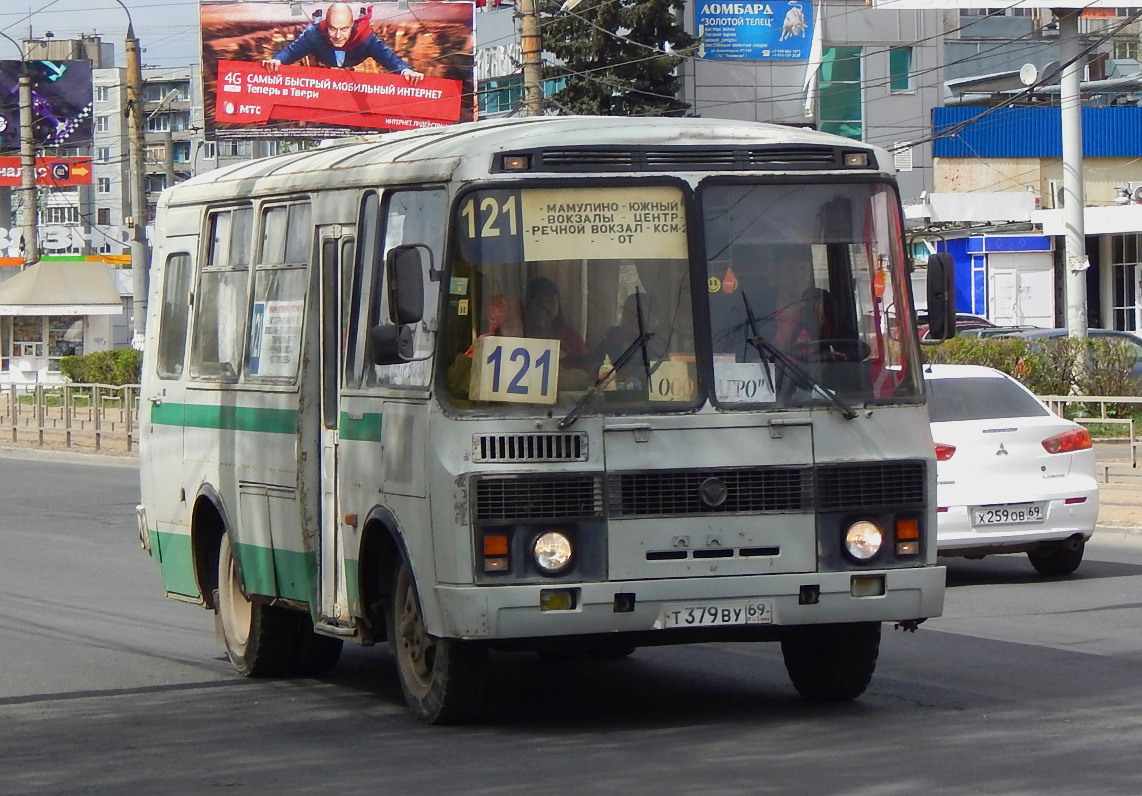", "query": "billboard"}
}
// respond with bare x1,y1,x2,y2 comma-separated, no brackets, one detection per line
201,1,475,139
0,60,93,149
0,156,93,187
695,2,815,61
